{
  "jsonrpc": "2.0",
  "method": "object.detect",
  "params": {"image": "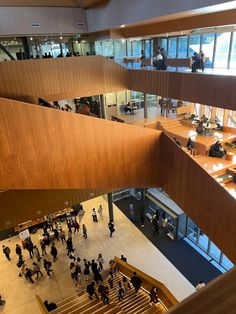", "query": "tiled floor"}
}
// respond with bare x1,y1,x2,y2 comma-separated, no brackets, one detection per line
0,196,194,314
